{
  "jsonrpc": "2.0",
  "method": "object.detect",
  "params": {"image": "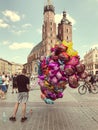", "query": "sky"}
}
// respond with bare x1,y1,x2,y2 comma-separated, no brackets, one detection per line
0,0,98,64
